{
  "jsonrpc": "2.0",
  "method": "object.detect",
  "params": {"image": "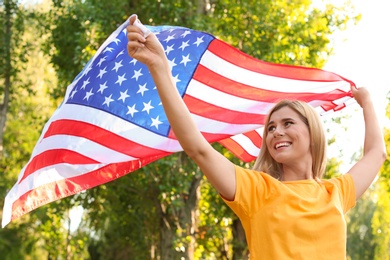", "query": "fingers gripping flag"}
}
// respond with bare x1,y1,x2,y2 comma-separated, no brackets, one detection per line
2,16,355,227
